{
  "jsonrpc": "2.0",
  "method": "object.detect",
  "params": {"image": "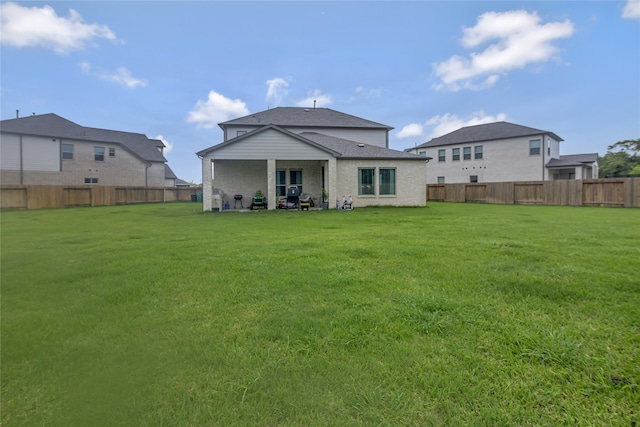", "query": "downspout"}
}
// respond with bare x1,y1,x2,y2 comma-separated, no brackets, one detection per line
19,135,24,185
541,134,546,181
145,162,152,187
